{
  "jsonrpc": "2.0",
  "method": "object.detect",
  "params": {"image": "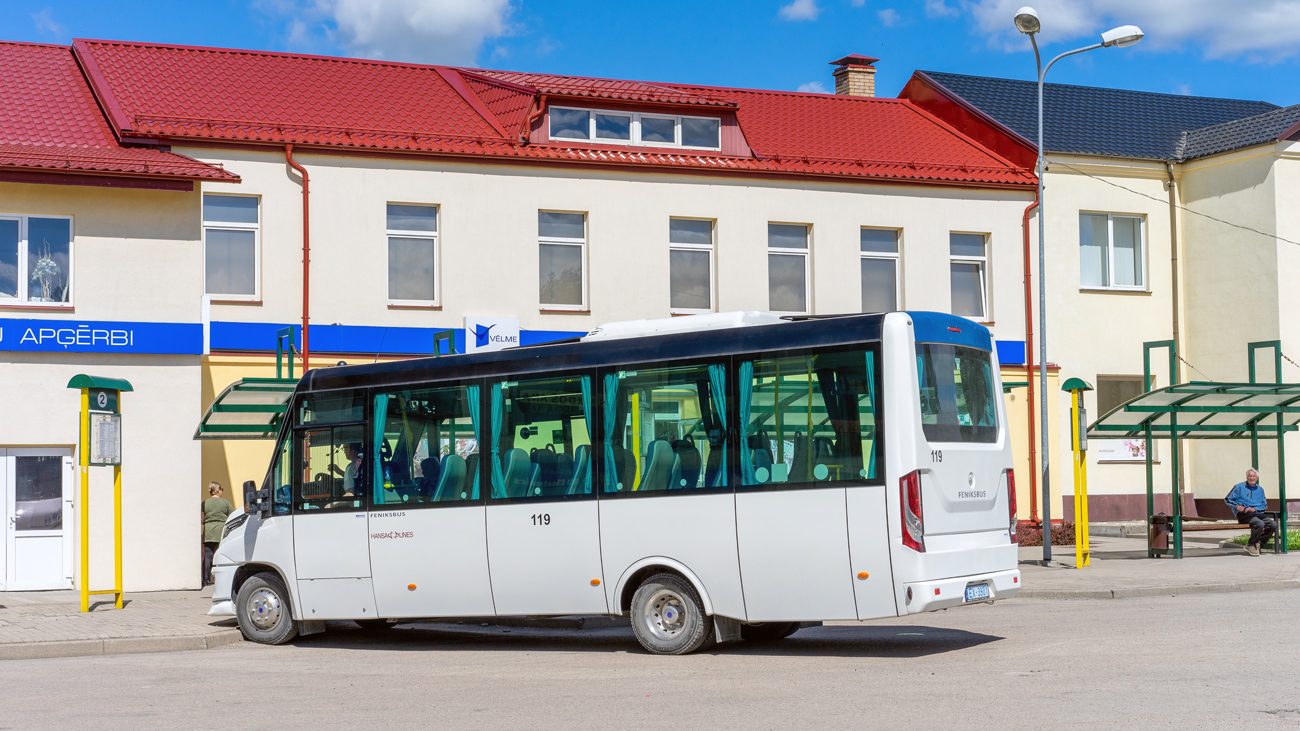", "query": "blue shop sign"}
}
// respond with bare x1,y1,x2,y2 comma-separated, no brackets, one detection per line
0,318,202,354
